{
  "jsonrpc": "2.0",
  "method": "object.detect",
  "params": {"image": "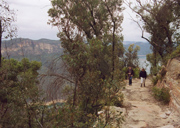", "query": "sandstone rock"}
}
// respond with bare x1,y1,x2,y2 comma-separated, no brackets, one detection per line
165,110,172,116
123,101,132,108
158,125,174,128
128,121,147,128
108,106,126,116
159,113,168,119
157,58,180,114
2,39,62,56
